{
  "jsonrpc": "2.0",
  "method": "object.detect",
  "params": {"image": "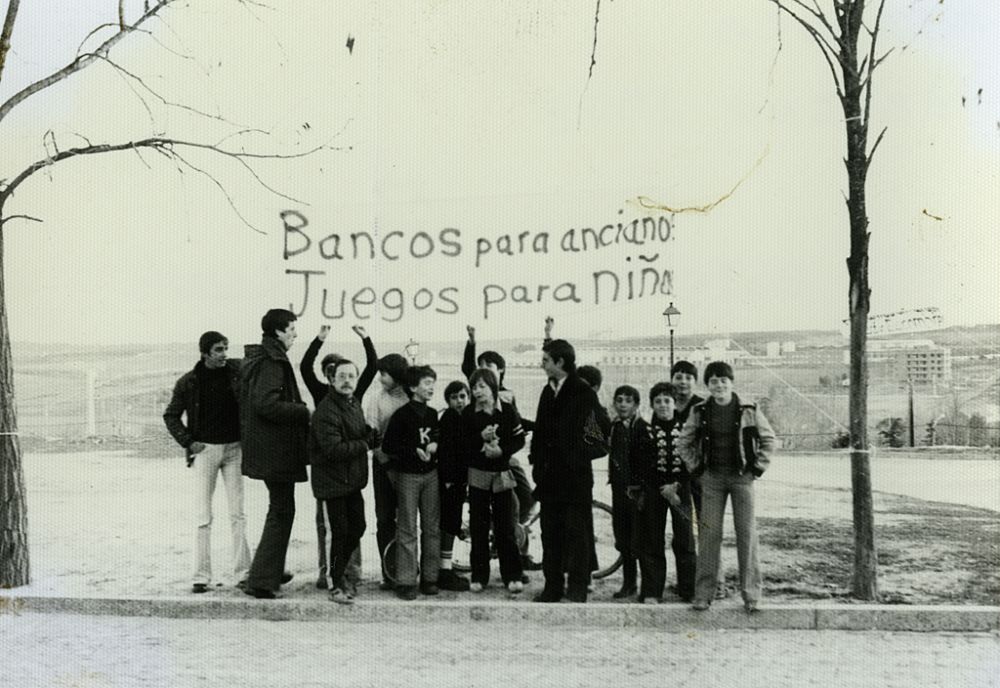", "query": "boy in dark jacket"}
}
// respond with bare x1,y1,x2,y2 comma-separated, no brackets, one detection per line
463,369,527,593
240,309,310,599
299,324,377,591
641,382,696,603
308,353,372,604
606,385,650,601
436,380,472,591
382,365,441,600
